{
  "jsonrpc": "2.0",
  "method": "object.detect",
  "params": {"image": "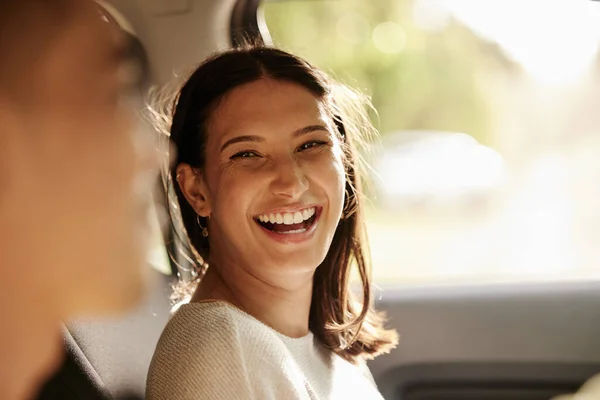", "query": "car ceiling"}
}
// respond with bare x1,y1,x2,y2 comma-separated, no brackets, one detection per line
102,0,238,85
